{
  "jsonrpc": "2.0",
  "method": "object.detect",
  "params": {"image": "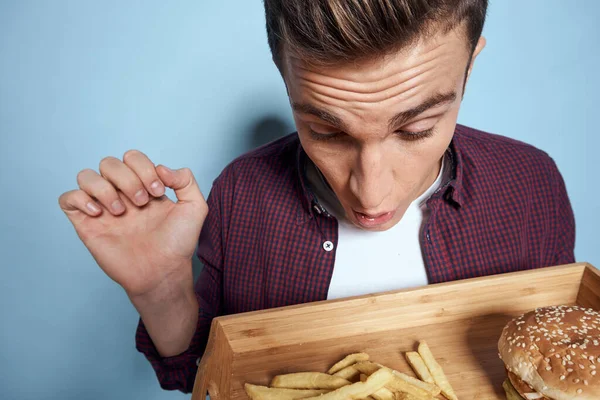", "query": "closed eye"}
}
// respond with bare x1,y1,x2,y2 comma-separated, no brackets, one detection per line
308,127,436,142
308,129,344,141
395,128,435,142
